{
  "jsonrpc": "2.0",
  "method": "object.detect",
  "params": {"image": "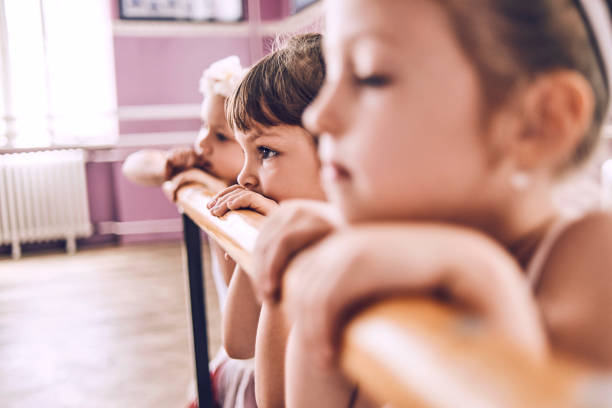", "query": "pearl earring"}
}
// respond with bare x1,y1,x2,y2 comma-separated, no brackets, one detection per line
510,171,531,190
